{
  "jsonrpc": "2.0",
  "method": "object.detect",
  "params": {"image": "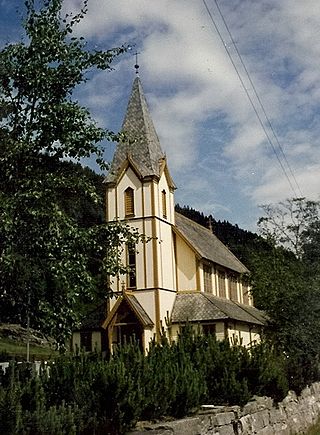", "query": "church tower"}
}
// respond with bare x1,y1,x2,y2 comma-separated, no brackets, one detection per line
104,77,177,347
